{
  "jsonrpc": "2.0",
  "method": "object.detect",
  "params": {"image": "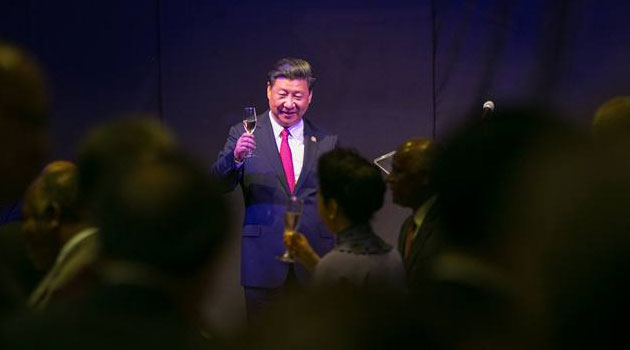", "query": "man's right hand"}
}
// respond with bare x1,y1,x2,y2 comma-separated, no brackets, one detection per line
234,133,256,162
